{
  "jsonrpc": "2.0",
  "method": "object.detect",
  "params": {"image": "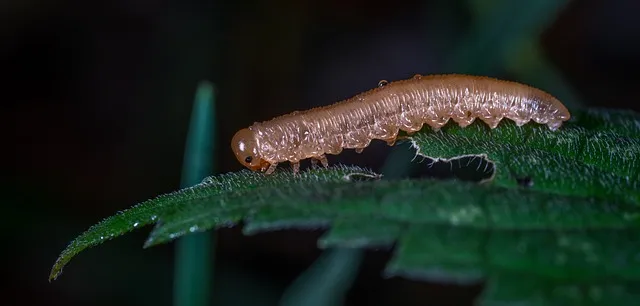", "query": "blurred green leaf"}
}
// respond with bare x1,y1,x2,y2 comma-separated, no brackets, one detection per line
50,108,640,305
